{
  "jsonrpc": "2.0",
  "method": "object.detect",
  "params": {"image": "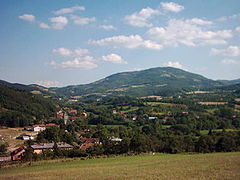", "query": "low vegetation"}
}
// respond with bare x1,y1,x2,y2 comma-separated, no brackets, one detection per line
1,152,240,180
